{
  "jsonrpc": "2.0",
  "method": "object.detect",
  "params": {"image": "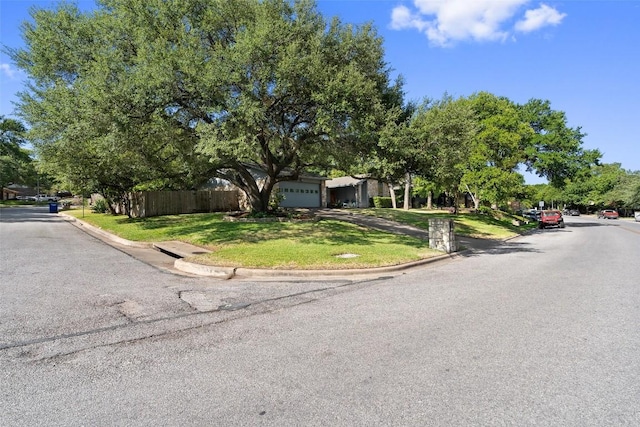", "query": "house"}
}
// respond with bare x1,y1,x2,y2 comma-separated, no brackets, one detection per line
206,165,327,209
2,187,19,200
324,176,390,208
